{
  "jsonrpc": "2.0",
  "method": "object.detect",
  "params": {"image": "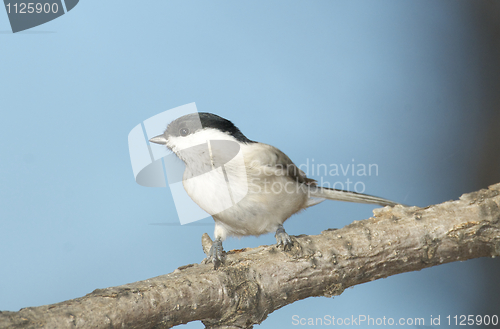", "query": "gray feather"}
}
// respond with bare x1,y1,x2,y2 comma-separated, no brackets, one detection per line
308,186,399,207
